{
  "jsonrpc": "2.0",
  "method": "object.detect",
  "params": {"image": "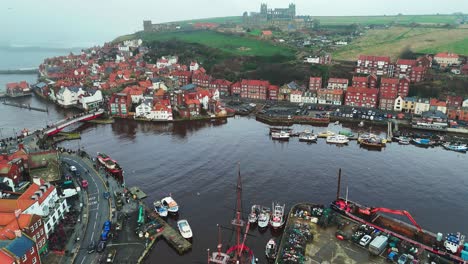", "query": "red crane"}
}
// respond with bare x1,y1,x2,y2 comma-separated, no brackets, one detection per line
362,207,423,233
